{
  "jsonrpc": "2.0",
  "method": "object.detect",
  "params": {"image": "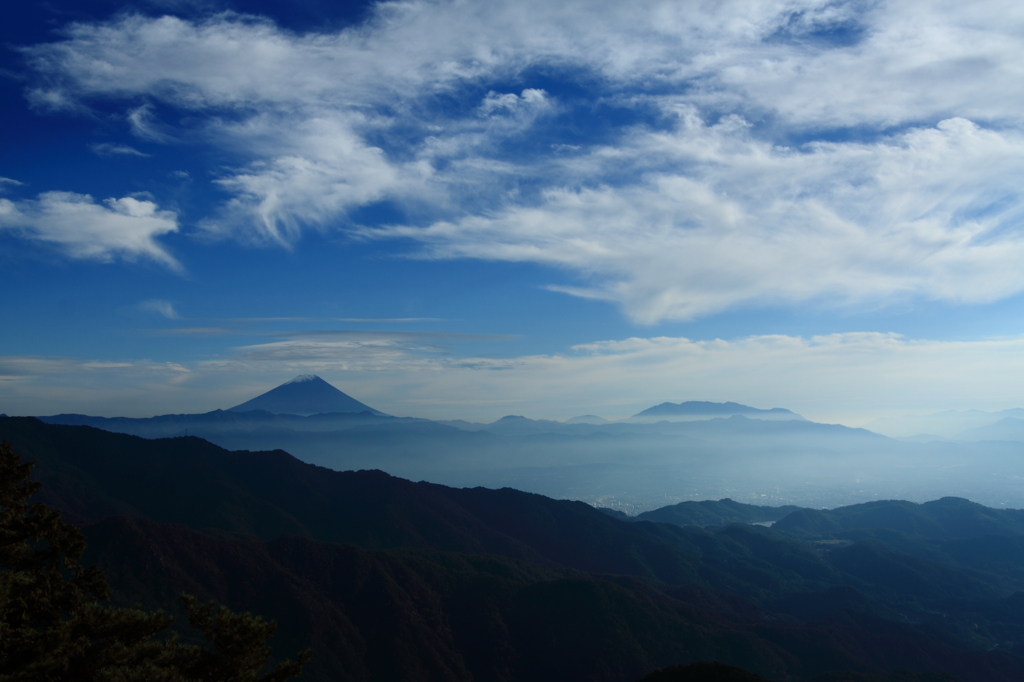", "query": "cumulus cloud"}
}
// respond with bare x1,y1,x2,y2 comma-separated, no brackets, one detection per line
479,88,552,120
19,1,1024,318
0,192,180,269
